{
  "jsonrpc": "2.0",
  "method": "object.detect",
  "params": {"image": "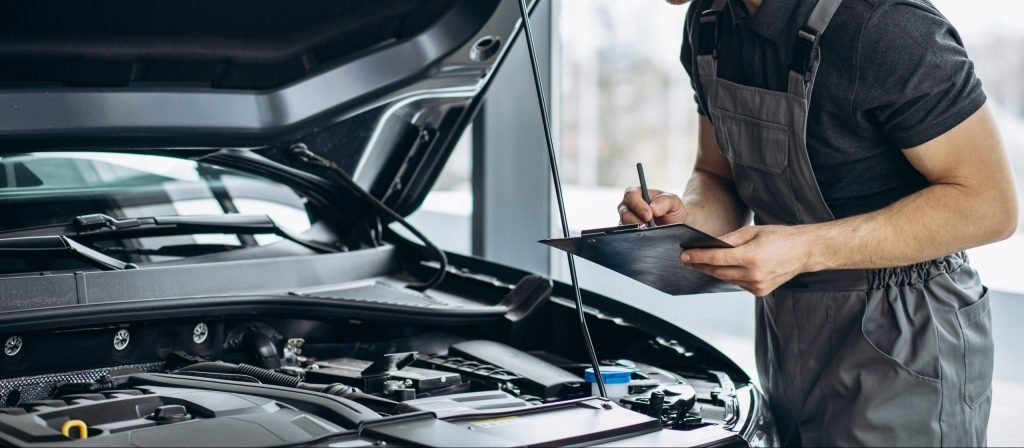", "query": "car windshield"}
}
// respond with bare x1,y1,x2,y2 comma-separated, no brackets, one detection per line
0,151,316,271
